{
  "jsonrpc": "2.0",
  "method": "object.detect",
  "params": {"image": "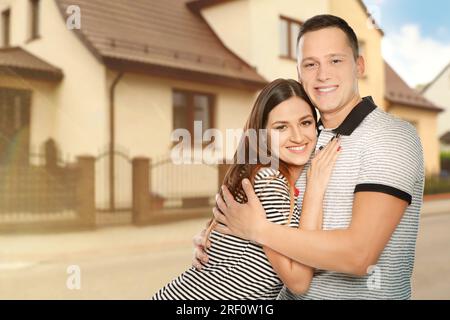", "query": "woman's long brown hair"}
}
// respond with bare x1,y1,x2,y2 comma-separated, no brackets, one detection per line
205,79,317,243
